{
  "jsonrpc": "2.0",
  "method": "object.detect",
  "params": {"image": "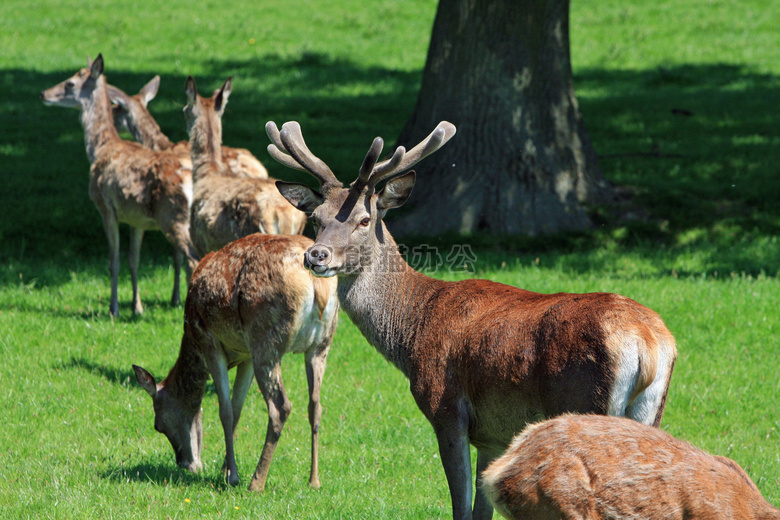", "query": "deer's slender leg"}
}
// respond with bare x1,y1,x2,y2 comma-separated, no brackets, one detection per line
305,343,330,489
128,227,144,315
208,352,240,486
249,361,291,492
